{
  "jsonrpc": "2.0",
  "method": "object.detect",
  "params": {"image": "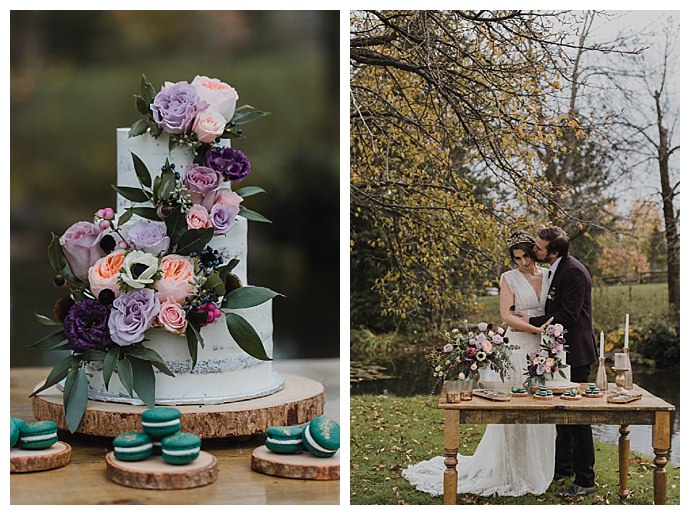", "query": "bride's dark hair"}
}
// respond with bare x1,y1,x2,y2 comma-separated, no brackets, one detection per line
507,230,536,262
